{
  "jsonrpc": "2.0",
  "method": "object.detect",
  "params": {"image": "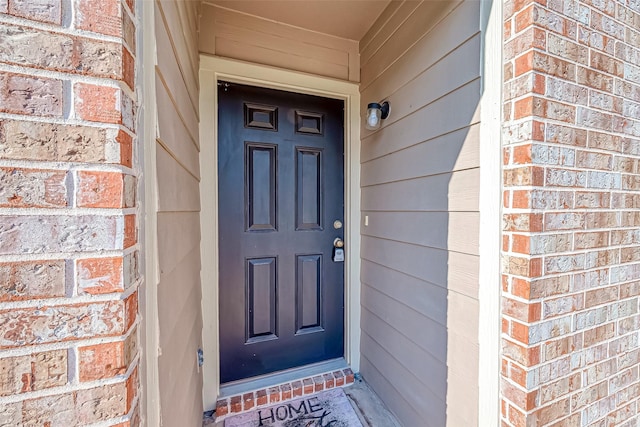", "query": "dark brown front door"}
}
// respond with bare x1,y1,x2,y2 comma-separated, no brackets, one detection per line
218,82,345,383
